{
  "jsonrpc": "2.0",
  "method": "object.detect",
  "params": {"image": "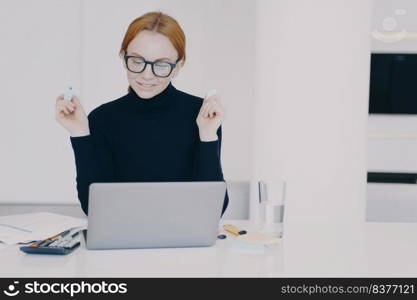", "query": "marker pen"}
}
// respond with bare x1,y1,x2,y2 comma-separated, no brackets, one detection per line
205,89,218,98
64,87,73,101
